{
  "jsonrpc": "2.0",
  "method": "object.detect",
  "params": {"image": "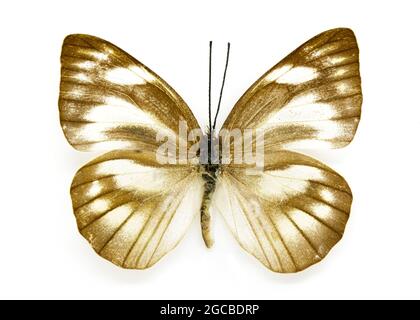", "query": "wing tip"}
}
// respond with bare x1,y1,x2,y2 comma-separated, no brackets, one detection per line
63,33,98,44
325,27,356,36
